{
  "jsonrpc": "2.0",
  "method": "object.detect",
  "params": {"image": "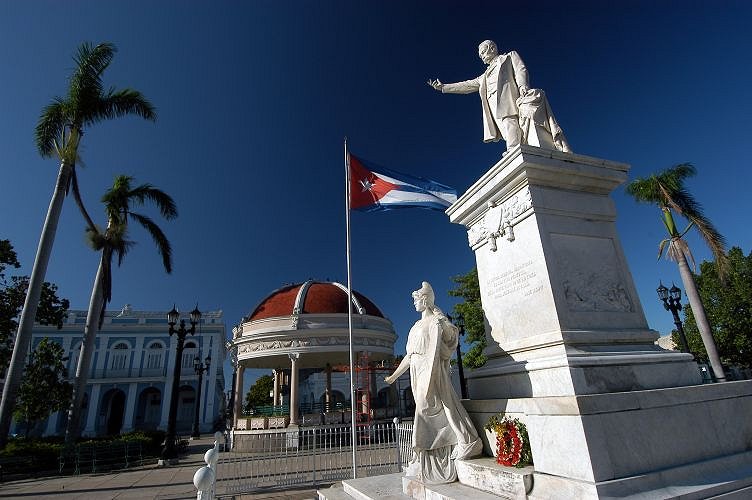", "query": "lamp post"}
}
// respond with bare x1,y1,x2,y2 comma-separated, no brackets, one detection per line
225,340,237,426
448,314,468,399
191,353,211,438
657,283,690,354
160,304,201,464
